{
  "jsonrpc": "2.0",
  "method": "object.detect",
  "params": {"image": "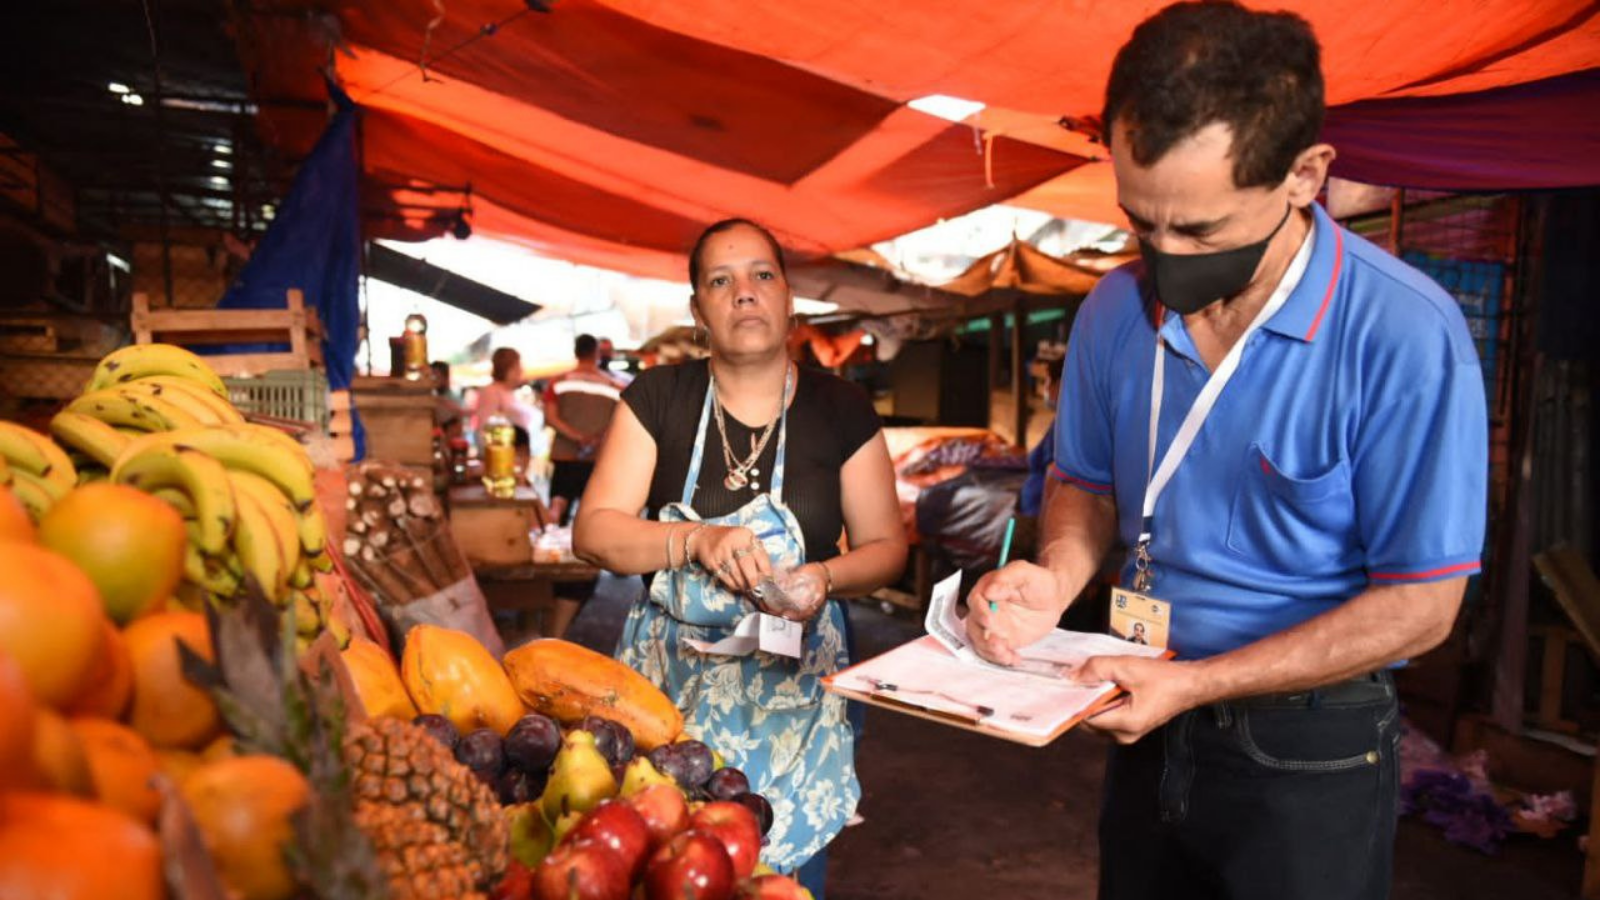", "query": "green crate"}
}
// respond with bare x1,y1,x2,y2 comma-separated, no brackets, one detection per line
224,369,330,429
